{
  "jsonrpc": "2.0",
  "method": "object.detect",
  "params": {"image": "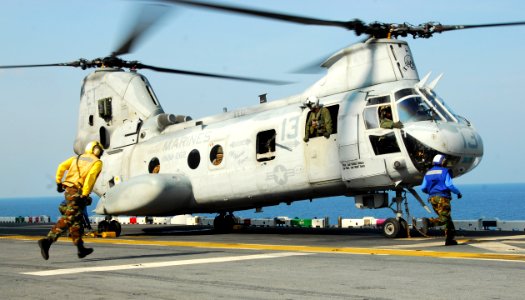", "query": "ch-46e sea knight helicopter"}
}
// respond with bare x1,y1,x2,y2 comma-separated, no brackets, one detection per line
2,1,524,238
